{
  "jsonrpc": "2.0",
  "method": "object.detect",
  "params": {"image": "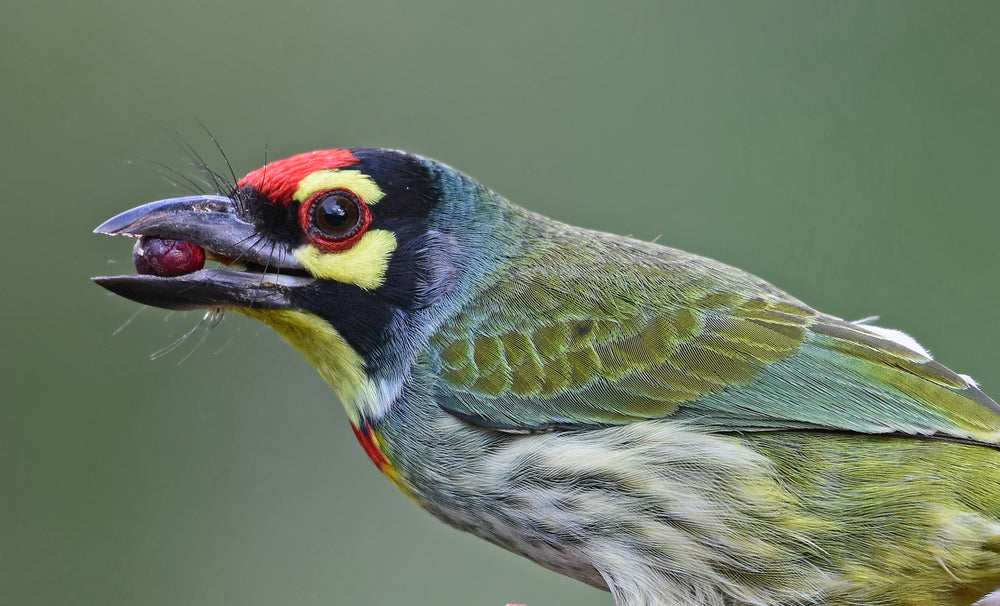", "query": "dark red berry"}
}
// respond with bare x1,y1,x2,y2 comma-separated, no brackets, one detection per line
133,237,205,277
